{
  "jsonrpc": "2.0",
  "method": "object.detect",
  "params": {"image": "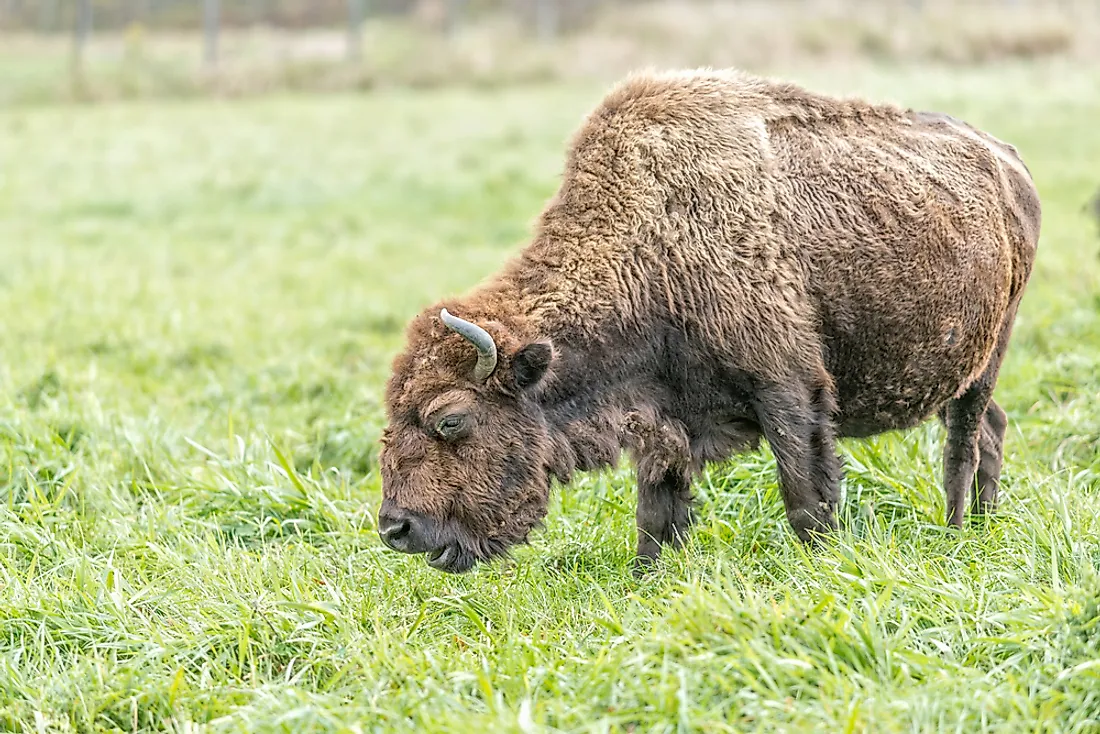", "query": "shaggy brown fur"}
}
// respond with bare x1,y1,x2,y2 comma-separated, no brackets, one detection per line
377,68,1041,574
